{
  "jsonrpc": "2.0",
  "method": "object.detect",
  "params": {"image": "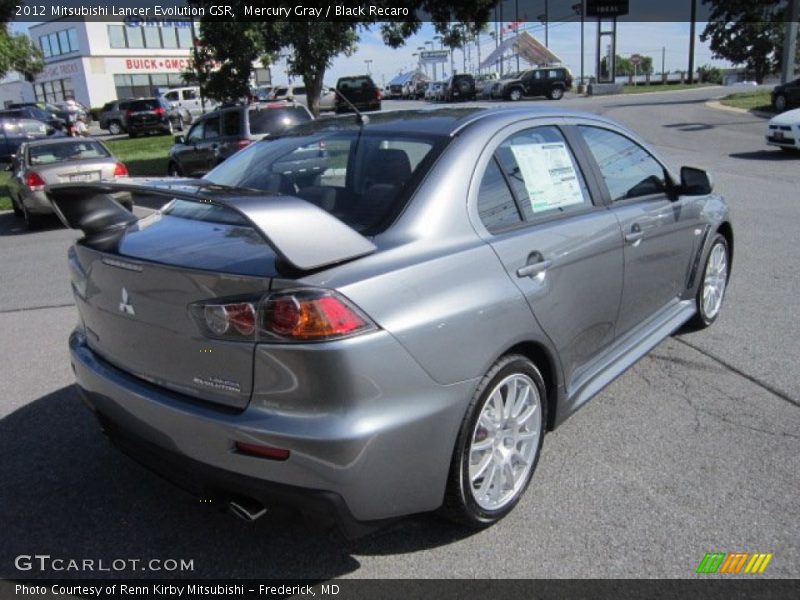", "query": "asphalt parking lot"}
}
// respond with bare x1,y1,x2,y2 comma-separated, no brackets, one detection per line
0,87,798,579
